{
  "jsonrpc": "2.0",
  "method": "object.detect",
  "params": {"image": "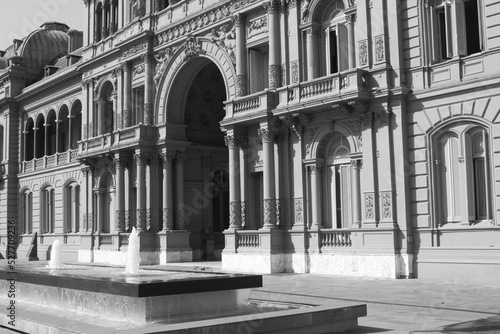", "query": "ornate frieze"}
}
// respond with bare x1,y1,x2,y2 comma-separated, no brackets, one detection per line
157,4,232,45
248,15,268,37
122,43,148,59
